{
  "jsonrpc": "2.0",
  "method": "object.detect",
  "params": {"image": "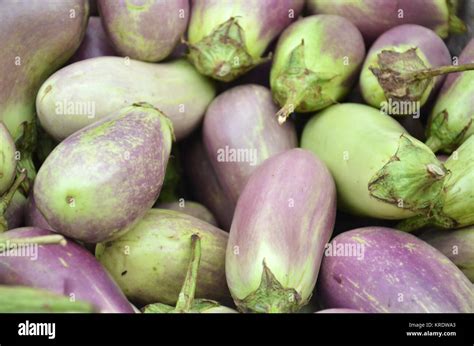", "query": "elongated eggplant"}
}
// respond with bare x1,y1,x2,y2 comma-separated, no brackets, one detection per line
270,15,365,123
399,135,474,231
182,136,234,230
34,104,173,243
0,123,16,195
426,39,474,153
98,0,189,62
419,227,474,282
96,209,230,306
69,16,117,63
36,57,215,141
360,25,452,114
187,0,304,82
307,0,466,43
203,84,297,204
301,103,446,220
226,149,336,312
318,227,474,312
0,227,134,313
157,201,217,226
